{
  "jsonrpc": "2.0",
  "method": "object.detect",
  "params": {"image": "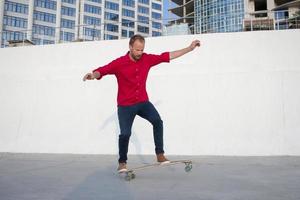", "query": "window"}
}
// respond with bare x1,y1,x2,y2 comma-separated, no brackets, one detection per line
105,1,119,11
61,19,75,29
138,0,149,5
275,11,288,20
122,30,134,37
105,12,119,21
87,0,102,3
2,31,26,41
3,16,28,28
138,15,149,24
138,25,149,33
105,34,118,40
4,1,29,14
106,24,119,32
84,27,101,37
84,16,101,26
122,9,135,18
33,24,55,36
152,31,161,36
152,21,161,29
32,38,54,45
61,6,76,16
122,19,134,28
123,0,135,7
34,0,57,10
138,6,149,14
152,12,161,20
34,11,56,23
152,3,161,11
62,0,76,4
84,4,101,14
60,31,75,41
